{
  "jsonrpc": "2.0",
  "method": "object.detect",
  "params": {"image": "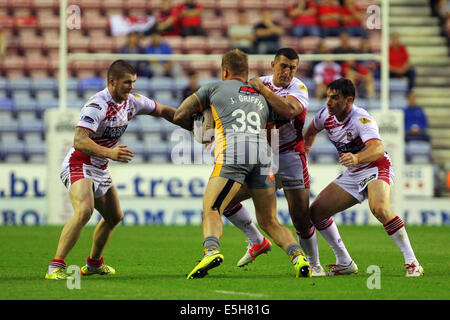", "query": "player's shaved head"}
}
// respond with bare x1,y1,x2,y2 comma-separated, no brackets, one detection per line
107,60,137,81
274,48,299,62
221,49,248,79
